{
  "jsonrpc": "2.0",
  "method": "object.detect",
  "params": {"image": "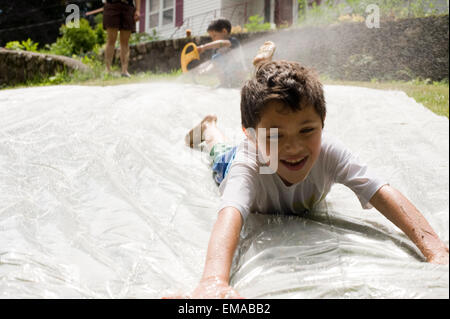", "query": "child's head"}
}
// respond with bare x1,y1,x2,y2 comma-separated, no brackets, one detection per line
240,60,326,185
207,18,232,41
